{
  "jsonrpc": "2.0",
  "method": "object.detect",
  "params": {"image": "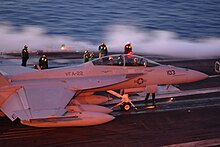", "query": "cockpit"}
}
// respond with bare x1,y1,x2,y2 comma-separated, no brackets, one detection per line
92,54,160,67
